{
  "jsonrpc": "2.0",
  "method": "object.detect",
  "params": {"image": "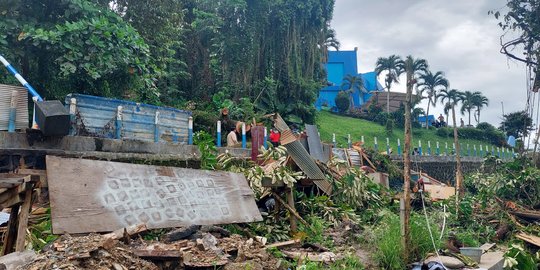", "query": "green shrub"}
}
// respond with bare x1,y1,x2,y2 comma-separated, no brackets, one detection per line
436,127,451,138
335,91,350,113
476,122,495,131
